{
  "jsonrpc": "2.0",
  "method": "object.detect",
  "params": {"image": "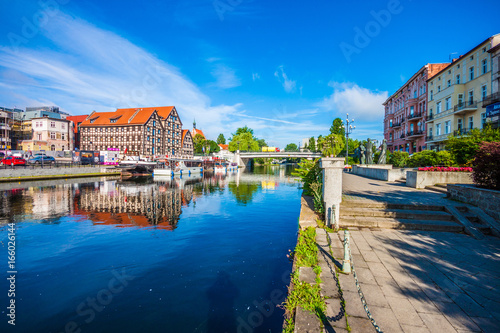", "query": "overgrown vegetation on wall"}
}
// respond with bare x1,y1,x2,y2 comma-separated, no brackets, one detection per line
292,158,324,214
